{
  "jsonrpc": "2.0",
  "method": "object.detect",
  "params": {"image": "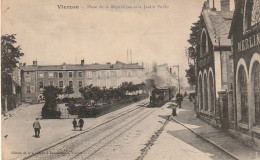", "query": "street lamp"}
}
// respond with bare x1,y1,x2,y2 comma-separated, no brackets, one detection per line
171,65,180,95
